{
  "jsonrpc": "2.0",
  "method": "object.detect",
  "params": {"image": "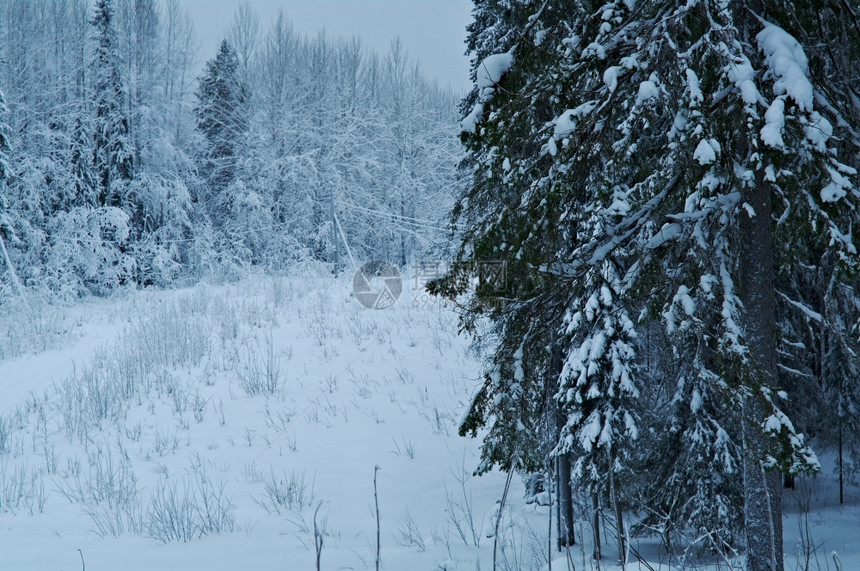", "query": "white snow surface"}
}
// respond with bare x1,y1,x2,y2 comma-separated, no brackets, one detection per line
646,222,683,249
476,51,513,90
761,96,787,148
757,22,814,110
693,138,719,165
685,68,703,106
462,51,514,133
805,110,834,150
726,54,761,106
0,274,858,570
461,102,483,133
603,65,621,92
553,101,597,140
635,79,660,106
821,165,851,202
